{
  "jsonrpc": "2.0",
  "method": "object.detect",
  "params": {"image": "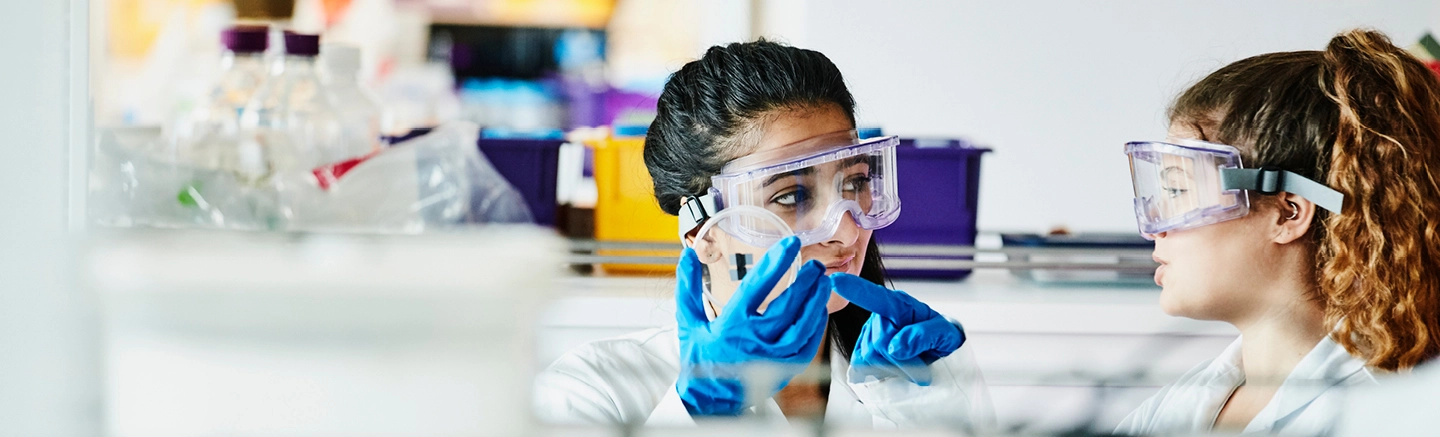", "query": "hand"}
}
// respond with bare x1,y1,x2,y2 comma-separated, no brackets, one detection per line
675,236,834,416
830,273,965,386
